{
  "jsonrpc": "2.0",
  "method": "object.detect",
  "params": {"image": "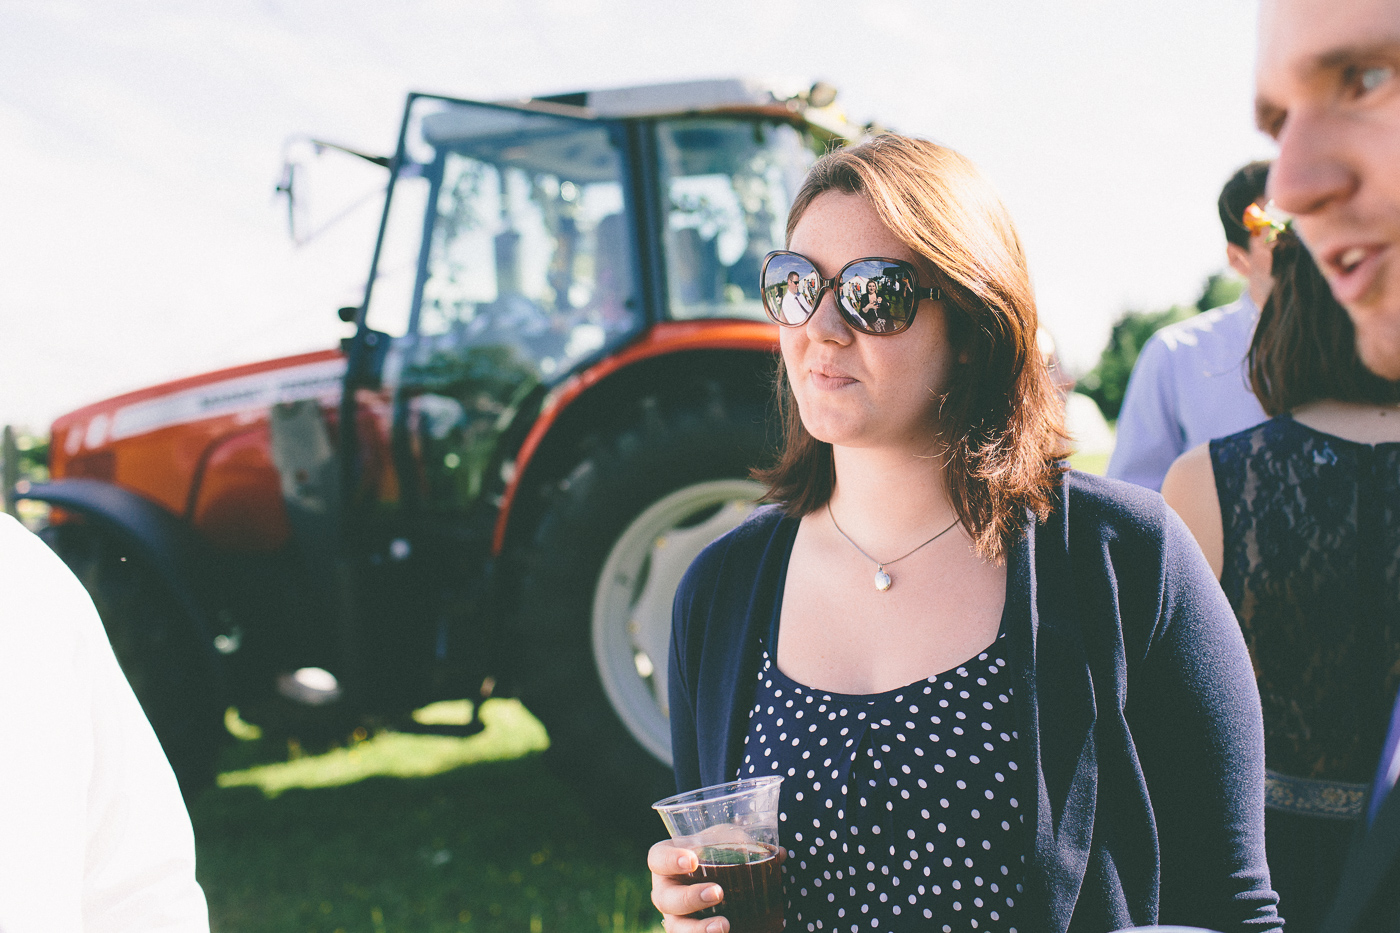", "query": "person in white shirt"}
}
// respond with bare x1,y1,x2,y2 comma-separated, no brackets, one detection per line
1107,161,1274,491
0,512,209,933
779,270,811,324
